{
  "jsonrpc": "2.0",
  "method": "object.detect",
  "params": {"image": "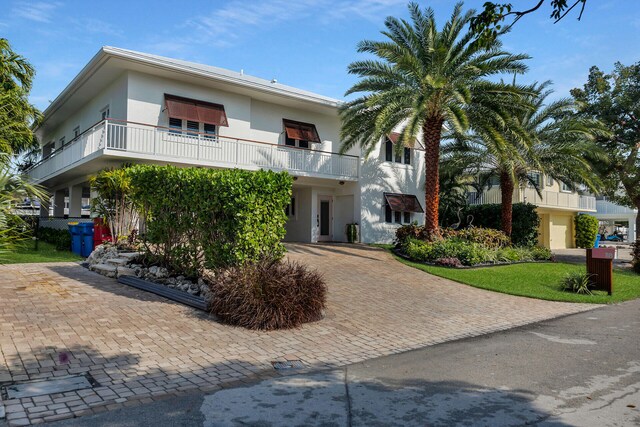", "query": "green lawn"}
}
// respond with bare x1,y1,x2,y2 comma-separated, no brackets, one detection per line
382,247,640,304
0,241,82,264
